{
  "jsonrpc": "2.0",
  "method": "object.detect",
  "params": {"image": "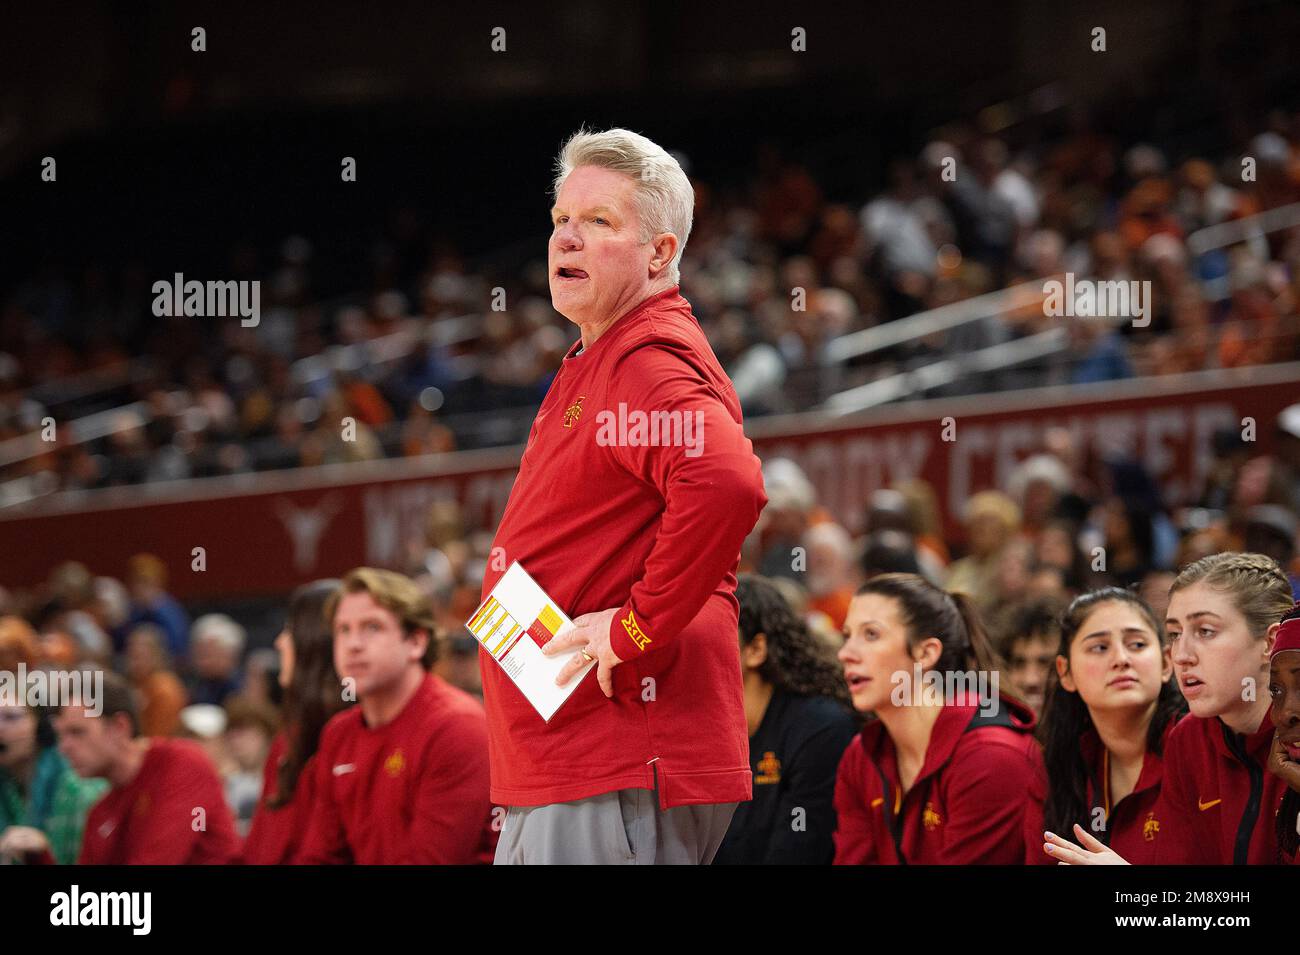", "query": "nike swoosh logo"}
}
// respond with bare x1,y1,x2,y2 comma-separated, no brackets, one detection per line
332,764,356,776
1198,798,1222,811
